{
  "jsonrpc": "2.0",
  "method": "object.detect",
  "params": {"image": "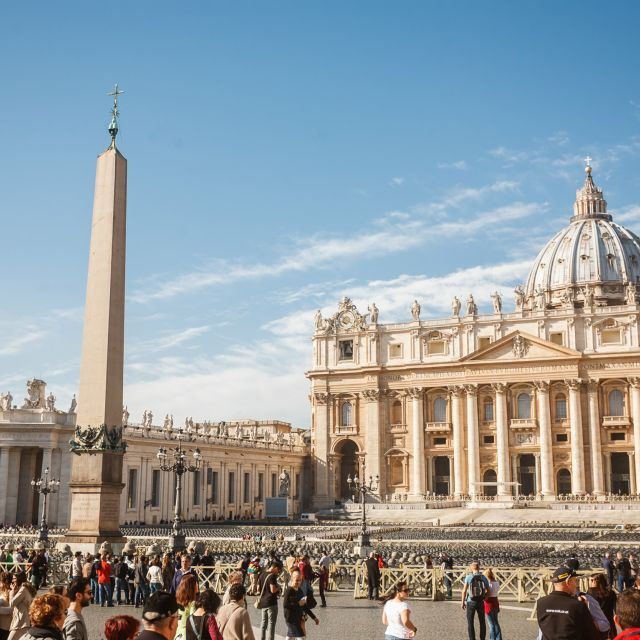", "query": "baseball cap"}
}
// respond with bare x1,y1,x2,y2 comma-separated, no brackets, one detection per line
551,565,579,583
142,591,180,622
